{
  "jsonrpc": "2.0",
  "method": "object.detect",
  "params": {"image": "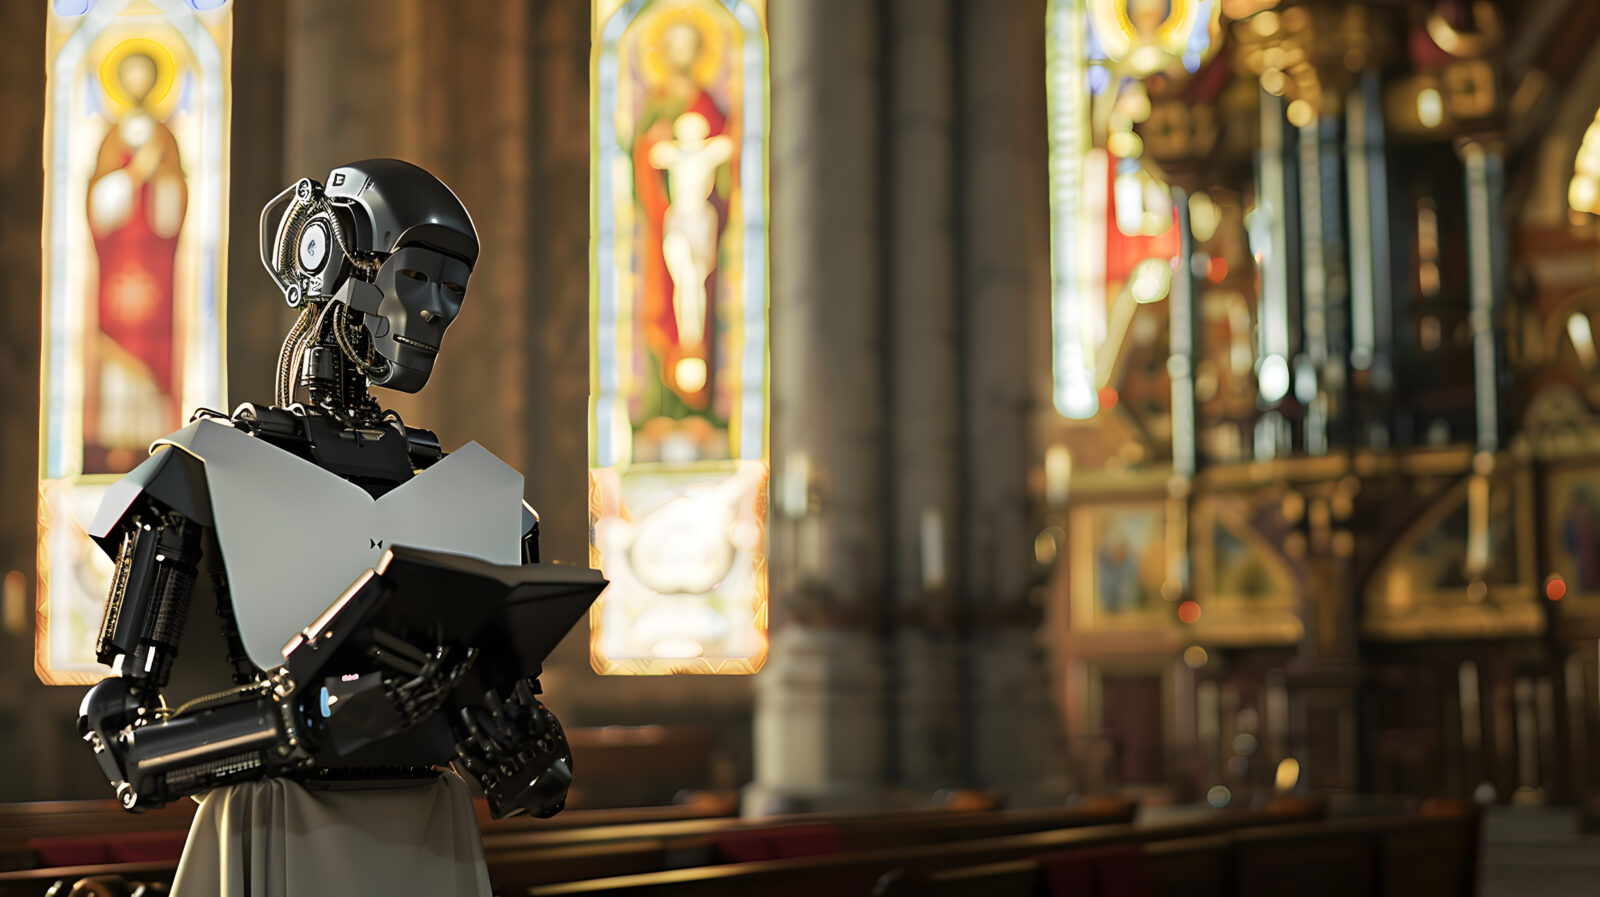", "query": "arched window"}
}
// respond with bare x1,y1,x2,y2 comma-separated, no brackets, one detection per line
590,0,769,675
36,0,232,685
